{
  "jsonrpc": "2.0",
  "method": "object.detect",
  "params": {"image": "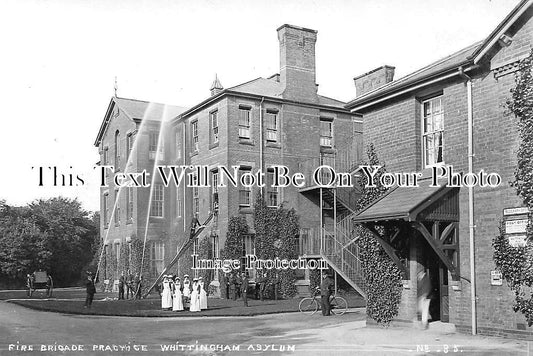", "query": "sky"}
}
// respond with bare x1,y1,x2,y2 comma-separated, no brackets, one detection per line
0,0,520,212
